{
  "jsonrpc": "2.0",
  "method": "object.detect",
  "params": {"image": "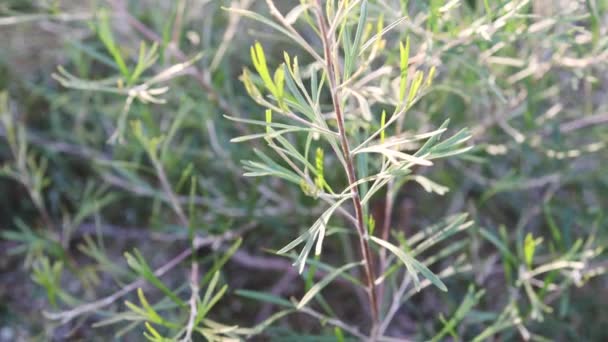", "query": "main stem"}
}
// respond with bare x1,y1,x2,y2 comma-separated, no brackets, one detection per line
314,2,380,327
